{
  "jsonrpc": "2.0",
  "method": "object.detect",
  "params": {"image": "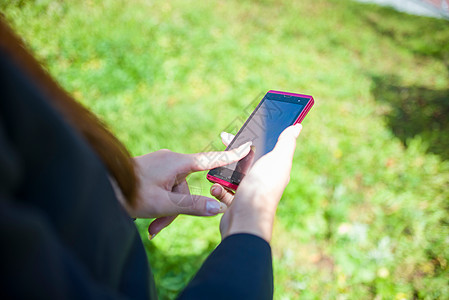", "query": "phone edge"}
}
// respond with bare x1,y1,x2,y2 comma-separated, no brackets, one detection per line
268,89,313,100
206,174,238,192
295,96,314,124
